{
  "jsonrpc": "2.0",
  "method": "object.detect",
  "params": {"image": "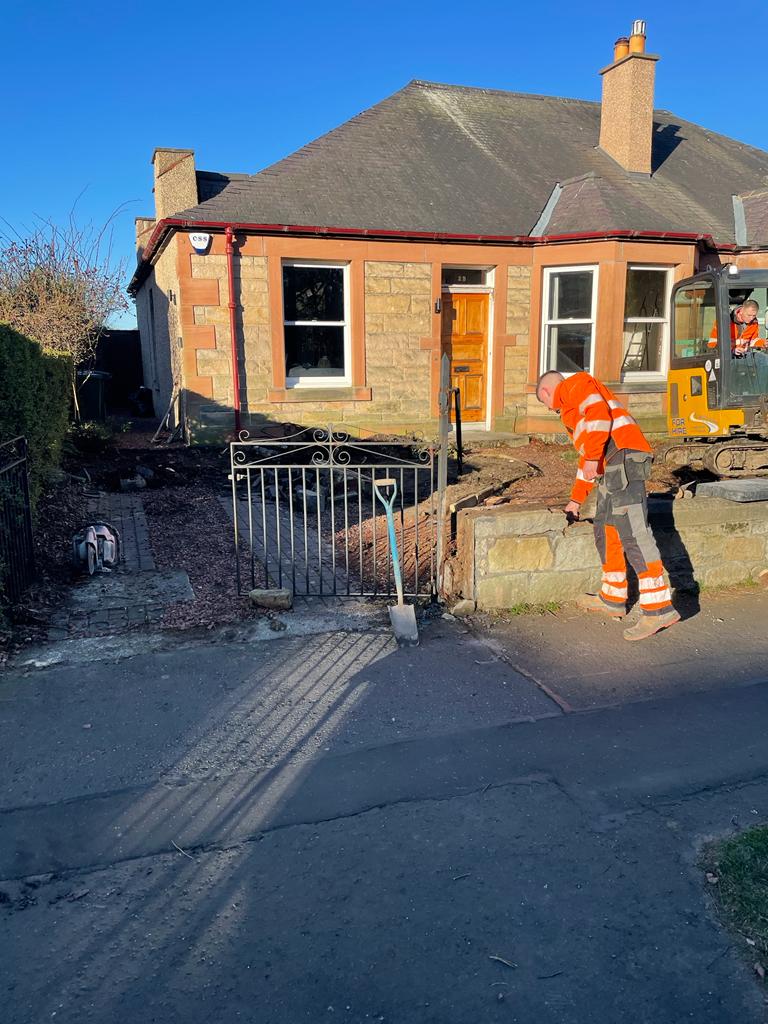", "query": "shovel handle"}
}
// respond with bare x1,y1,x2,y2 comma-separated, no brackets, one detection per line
374,477,404,605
